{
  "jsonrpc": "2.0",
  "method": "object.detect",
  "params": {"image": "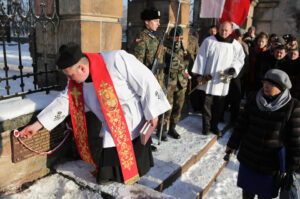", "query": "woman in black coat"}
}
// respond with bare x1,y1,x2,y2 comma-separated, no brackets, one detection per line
226,69,300,199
